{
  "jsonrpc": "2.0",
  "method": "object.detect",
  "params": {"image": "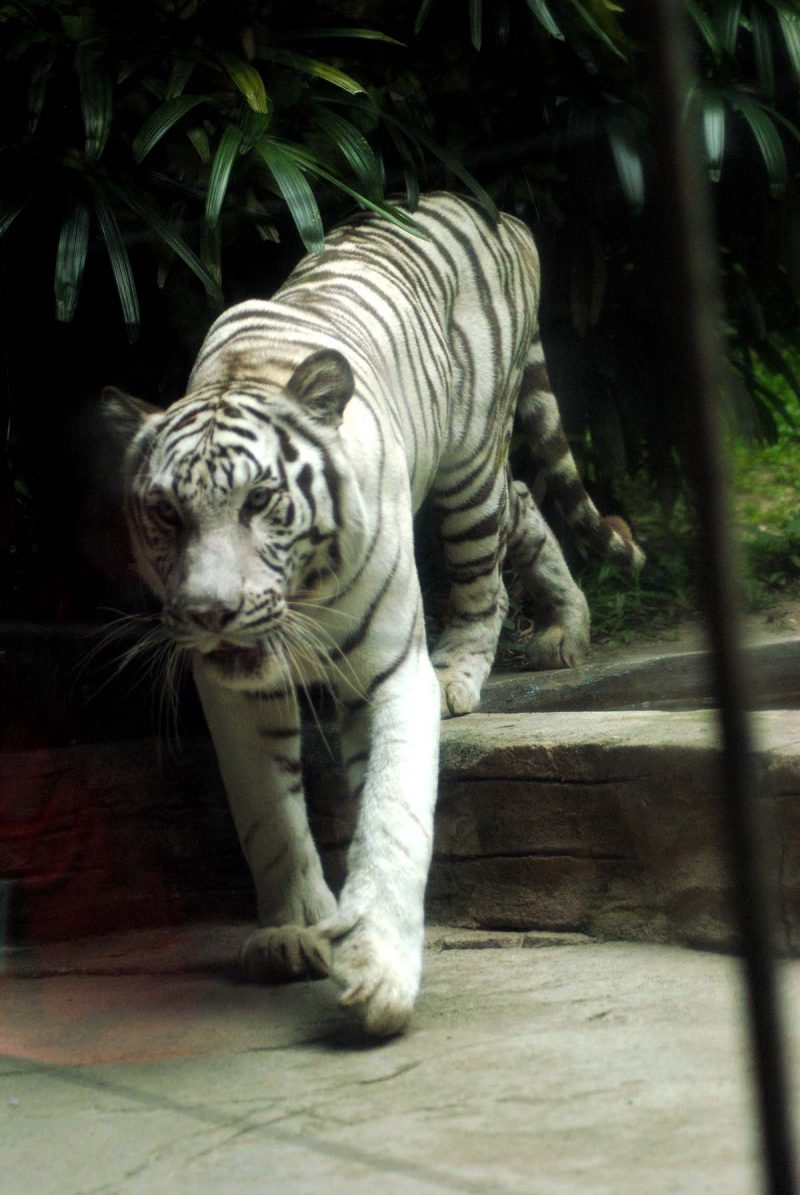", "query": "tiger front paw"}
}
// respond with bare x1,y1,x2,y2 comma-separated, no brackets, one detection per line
319,909,423,1037
239,924,331,983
